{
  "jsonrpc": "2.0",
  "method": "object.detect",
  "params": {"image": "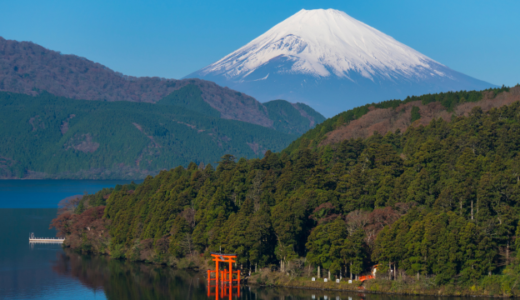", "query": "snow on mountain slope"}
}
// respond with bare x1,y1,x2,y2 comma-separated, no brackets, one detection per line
200,9,436,80
186,9,496,117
